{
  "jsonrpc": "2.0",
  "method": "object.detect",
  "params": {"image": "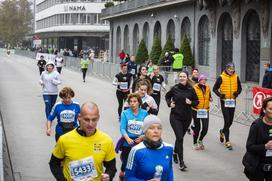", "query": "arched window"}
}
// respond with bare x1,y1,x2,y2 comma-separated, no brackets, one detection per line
245,10,260,82
133,24,139,55
124,25,129,53
181,17,191,42
198,15,210,65
143,22,149,48
116,26,121,55
154,21,161,43
166,19,175,43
